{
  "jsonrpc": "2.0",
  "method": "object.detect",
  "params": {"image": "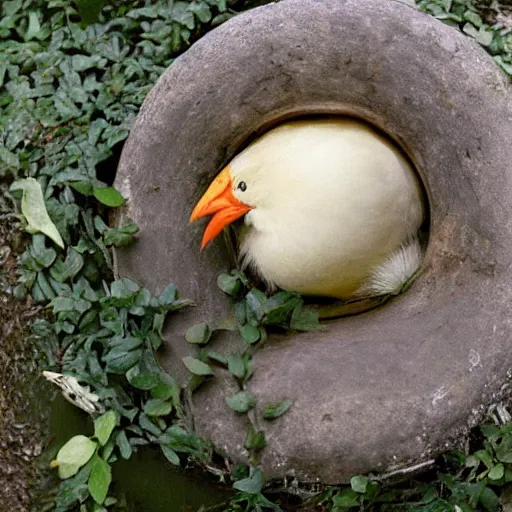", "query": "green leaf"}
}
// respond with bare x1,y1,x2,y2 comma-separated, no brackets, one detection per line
182,356,214,376
225,391,255,413
115,430,132,460
10,178,64,248
88,455,111,505
244,427,266,451
479,486,500,511
25,11,41,40
475,449,494,469
351,475,370,493
232,467,263,494
264,291,301,325
94,411,117,446
138,413,162,436
0,147,20,169
188,2,212,23
463,10,482,28
465,454,479,468
93,187,125,207
488,463,504,480
143,399,172,417
185,322,212,345
30,234,56,267
494,56,512,77
333,488,360,507
126,367,160,390
290,304,320,331
151,381,179,402
159,284,178,305
496,442,512,463
50,248,84,282
103,349,142,374
217,273,240,296
462,23,493,47
71,54,102,72
54,435,98,479
110,278,140,298
161,445,181,466
239,324,261,344
227,354,245,379
103,222,139,247
262,399,293,420
245,289,266,323
109,336,144,352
